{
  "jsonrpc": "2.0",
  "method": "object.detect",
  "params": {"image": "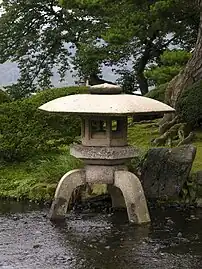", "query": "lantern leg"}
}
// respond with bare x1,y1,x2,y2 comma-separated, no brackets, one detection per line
114,171,150,224
49,169,86,220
